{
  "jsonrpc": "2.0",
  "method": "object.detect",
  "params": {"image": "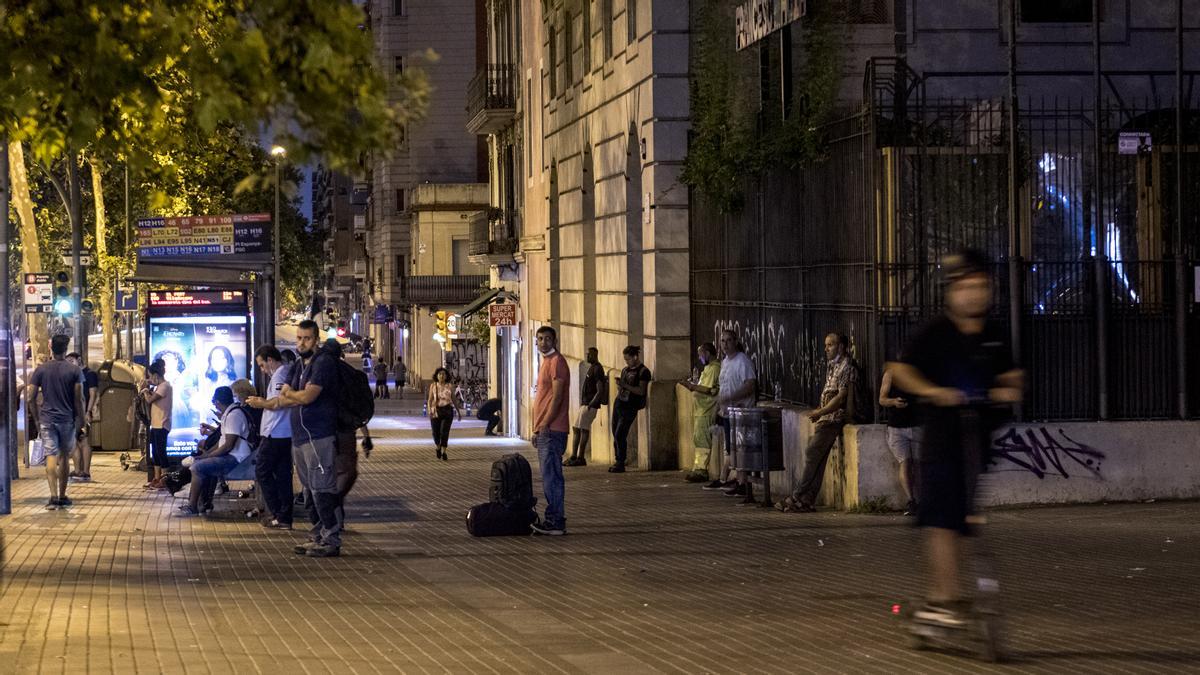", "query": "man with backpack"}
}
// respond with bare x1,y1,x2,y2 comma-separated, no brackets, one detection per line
777,333,857,513
180,384,258,516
